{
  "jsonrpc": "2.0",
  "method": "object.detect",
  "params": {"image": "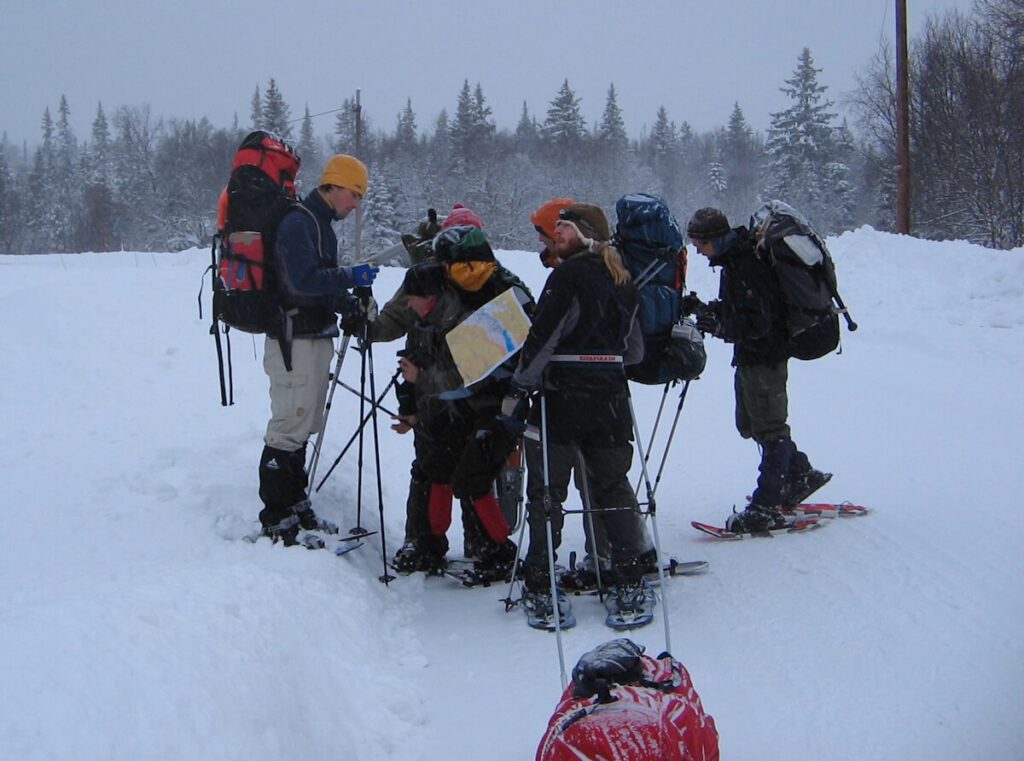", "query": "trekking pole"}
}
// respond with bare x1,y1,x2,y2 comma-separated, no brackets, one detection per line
203,235,231,407
314,369,399,492
575,451,606,601
351,290,372,537
648,380,691,498
357,287,394,585
307,334,352,493
628,393,673,655
335,379,397,417
540,391,569,690
634,383,672,497
502,434,531,611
